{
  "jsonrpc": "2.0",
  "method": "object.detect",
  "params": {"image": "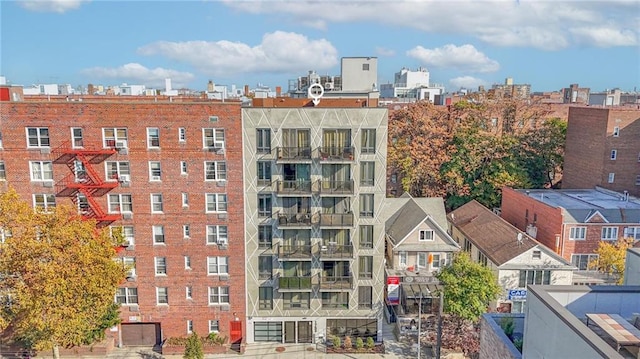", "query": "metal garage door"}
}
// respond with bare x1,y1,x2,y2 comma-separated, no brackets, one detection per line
121,323,161,346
